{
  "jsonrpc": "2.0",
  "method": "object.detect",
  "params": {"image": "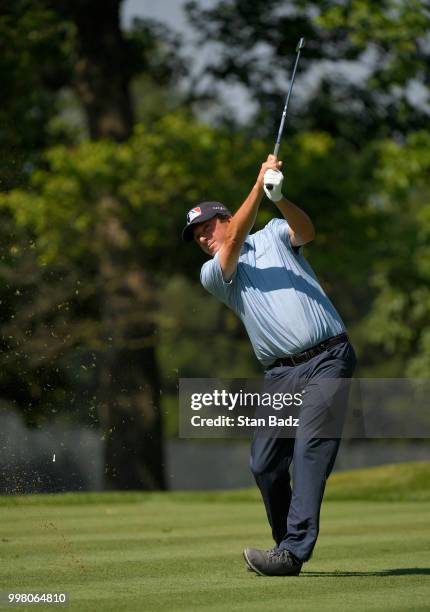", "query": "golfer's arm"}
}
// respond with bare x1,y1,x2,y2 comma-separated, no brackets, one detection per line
218,184,264,280
275,197,315,246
